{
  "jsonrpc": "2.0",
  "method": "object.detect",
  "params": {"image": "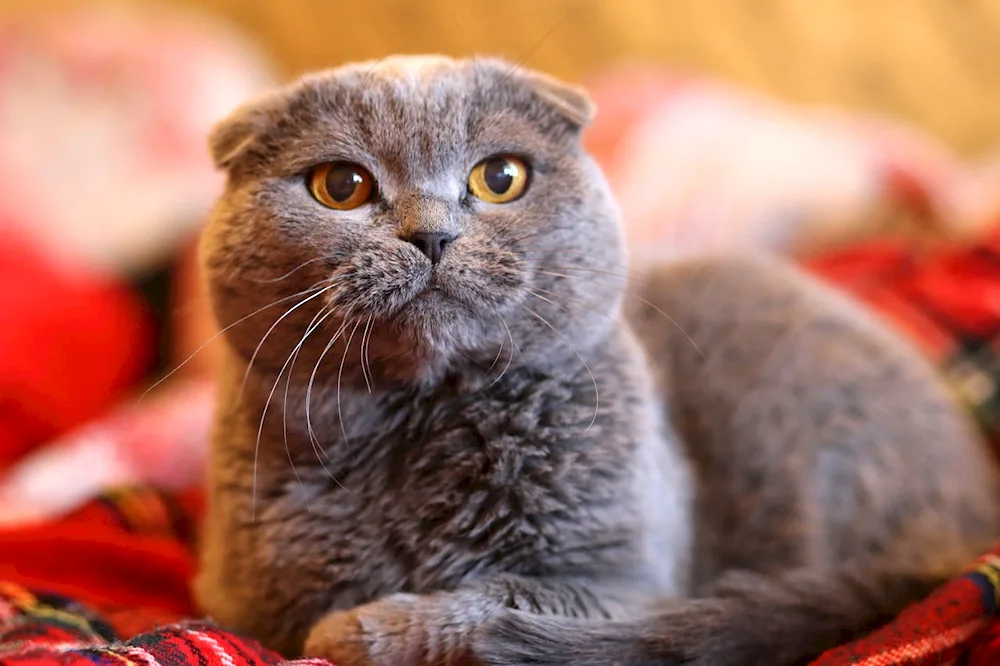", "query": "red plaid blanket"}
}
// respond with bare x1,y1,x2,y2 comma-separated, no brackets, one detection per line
0,488,331,666
0,586,330,666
